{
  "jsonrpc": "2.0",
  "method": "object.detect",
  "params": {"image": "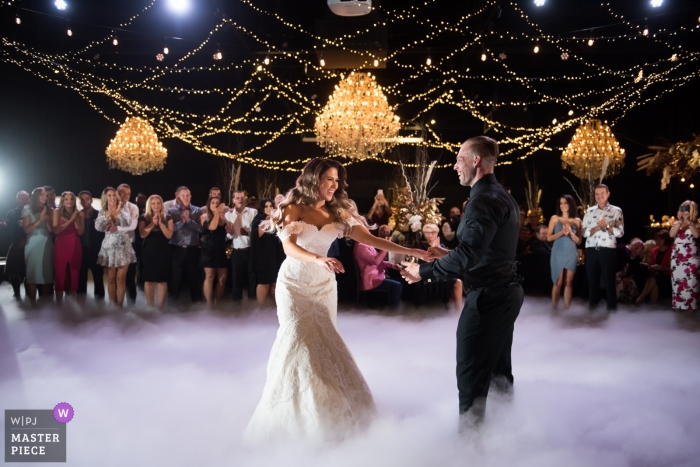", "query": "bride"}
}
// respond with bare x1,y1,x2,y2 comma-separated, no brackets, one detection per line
244,158,427,442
